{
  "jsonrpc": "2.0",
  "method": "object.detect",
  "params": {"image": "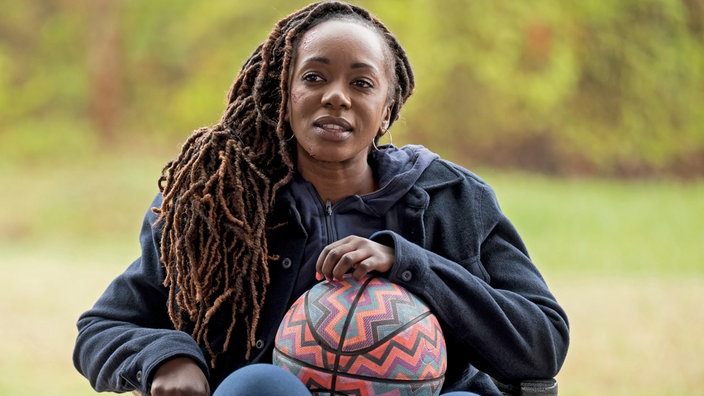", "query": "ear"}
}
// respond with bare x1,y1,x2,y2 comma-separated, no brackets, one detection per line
380,104,392,134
